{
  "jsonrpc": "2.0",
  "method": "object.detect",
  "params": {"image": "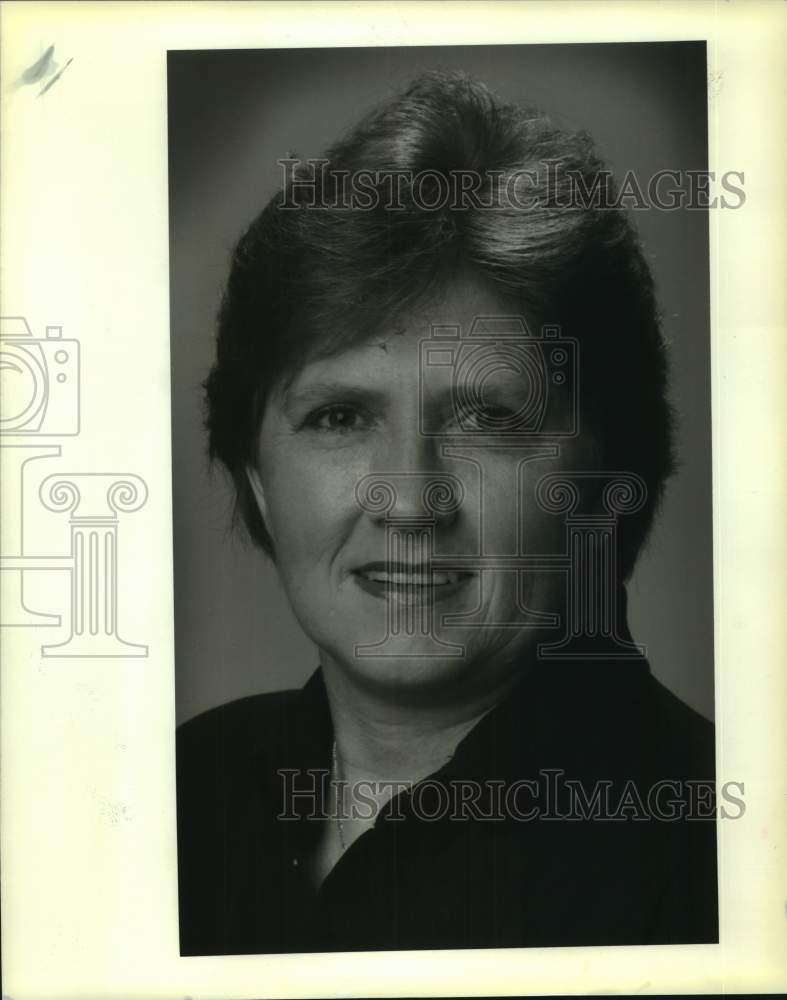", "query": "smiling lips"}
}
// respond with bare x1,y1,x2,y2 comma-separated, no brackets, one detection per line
352,562,474,603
